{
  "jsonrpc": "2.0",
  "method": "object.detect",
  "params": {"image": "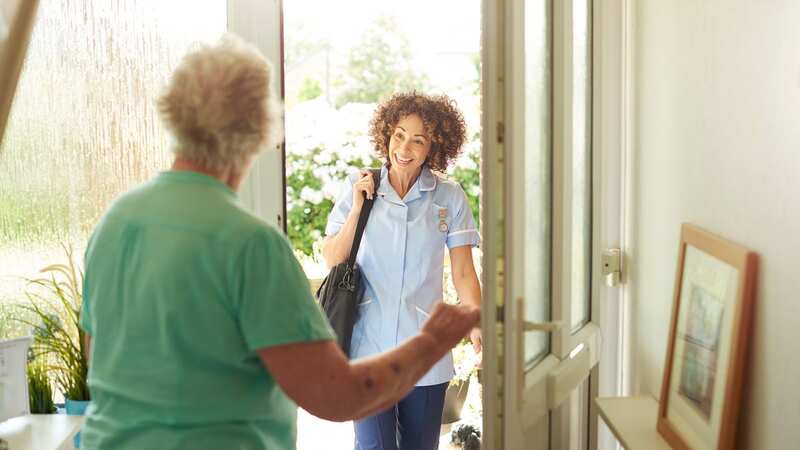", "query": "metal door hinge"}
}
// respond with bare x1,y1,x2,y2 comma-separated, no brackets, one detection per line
601,248,622,287
496,121,505,144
